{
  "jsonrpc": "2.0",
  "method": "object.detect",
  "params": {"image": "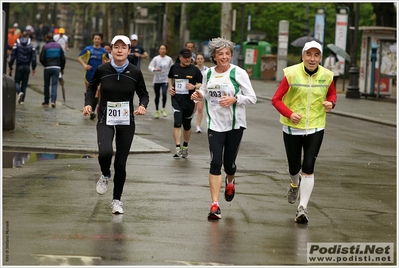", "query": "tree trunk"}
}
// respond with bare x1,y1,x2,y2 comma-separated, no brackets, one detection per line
221,3,232,40
179,3,187,48
166,3,176,57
